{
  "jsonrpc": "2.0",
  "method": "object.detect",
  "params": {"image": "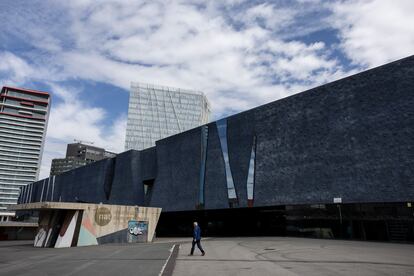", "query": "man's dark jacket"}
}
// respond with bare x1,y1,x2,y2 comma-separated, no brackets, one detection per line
193,225,201,241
